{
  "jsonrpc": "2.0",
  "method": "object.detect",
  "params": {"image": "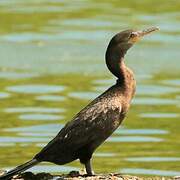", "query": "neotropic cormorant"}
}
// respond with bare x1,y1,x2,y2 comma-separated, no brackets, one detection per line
0,27,159,179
